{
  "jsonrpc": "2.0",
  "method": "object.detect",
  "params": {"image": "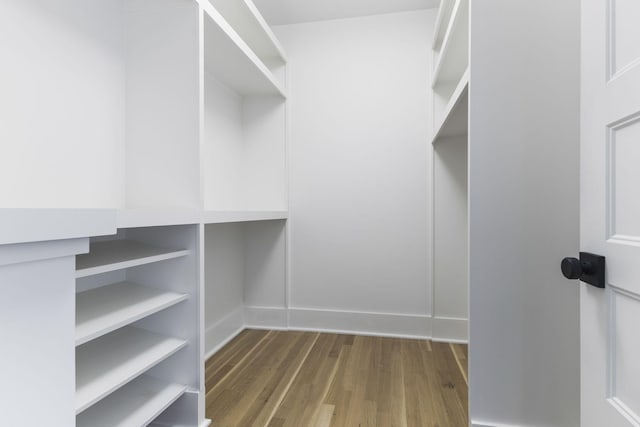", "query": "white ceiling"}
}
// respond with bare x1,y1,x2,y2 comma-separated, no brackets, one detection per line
252,0,440,26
